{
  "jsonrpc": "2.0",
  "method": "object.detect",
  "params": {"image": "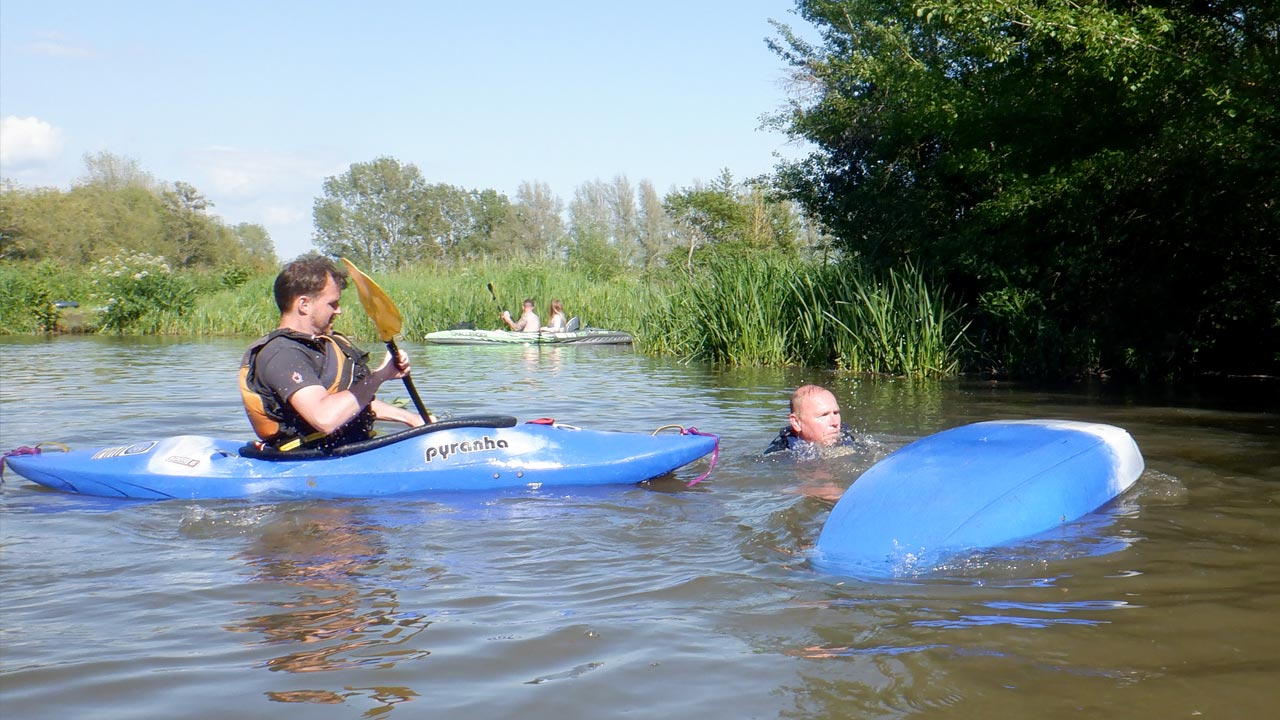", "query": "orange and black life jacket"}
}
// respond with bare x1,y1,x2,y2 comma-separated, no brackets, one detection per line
238,329,376,450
